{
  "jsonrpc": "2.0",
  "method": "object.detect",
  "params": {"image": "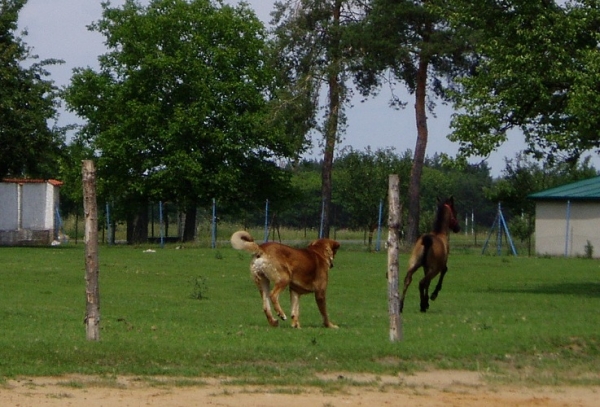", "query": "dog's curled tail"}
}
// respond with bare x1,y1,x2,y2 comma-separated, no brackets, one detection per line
231,230,261,254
